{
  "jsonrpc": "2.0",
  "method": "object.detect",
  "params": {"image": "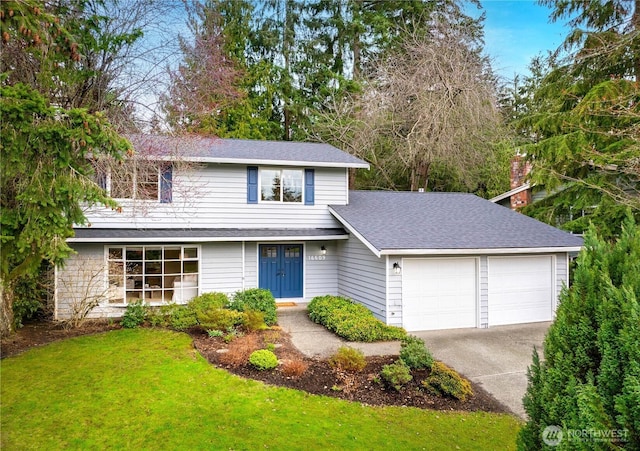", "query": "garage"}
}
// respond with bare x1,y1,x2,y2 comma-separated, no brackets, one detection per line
488,255,554,326
402,258,478,331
